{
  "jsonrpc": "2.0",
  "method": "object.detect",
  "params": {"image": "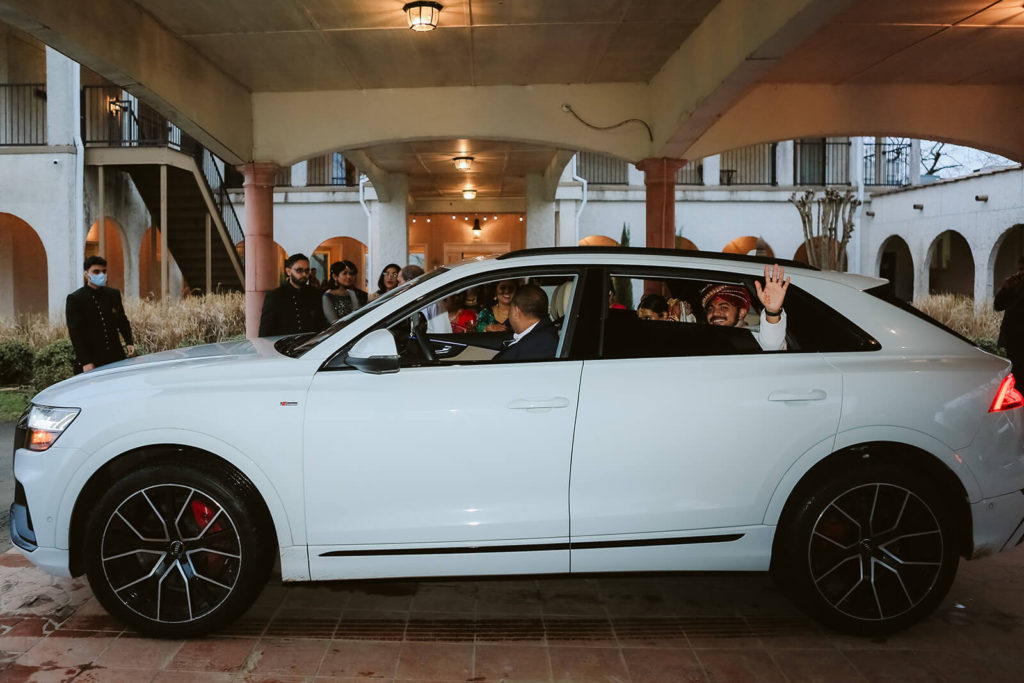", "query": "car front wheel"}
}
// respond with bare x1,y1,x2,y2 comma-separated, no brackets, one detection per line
774,464,959,635
83,460,275,638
